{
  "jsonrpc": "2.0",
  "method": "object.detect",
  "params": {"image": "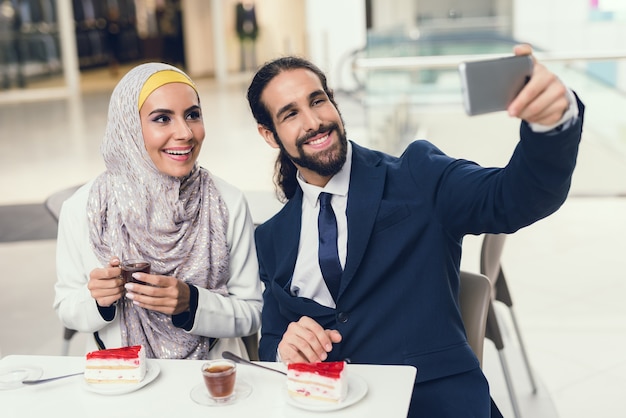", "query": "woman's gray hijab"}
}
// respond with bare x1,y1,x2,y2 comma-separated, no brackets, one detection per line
87,63,229,359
